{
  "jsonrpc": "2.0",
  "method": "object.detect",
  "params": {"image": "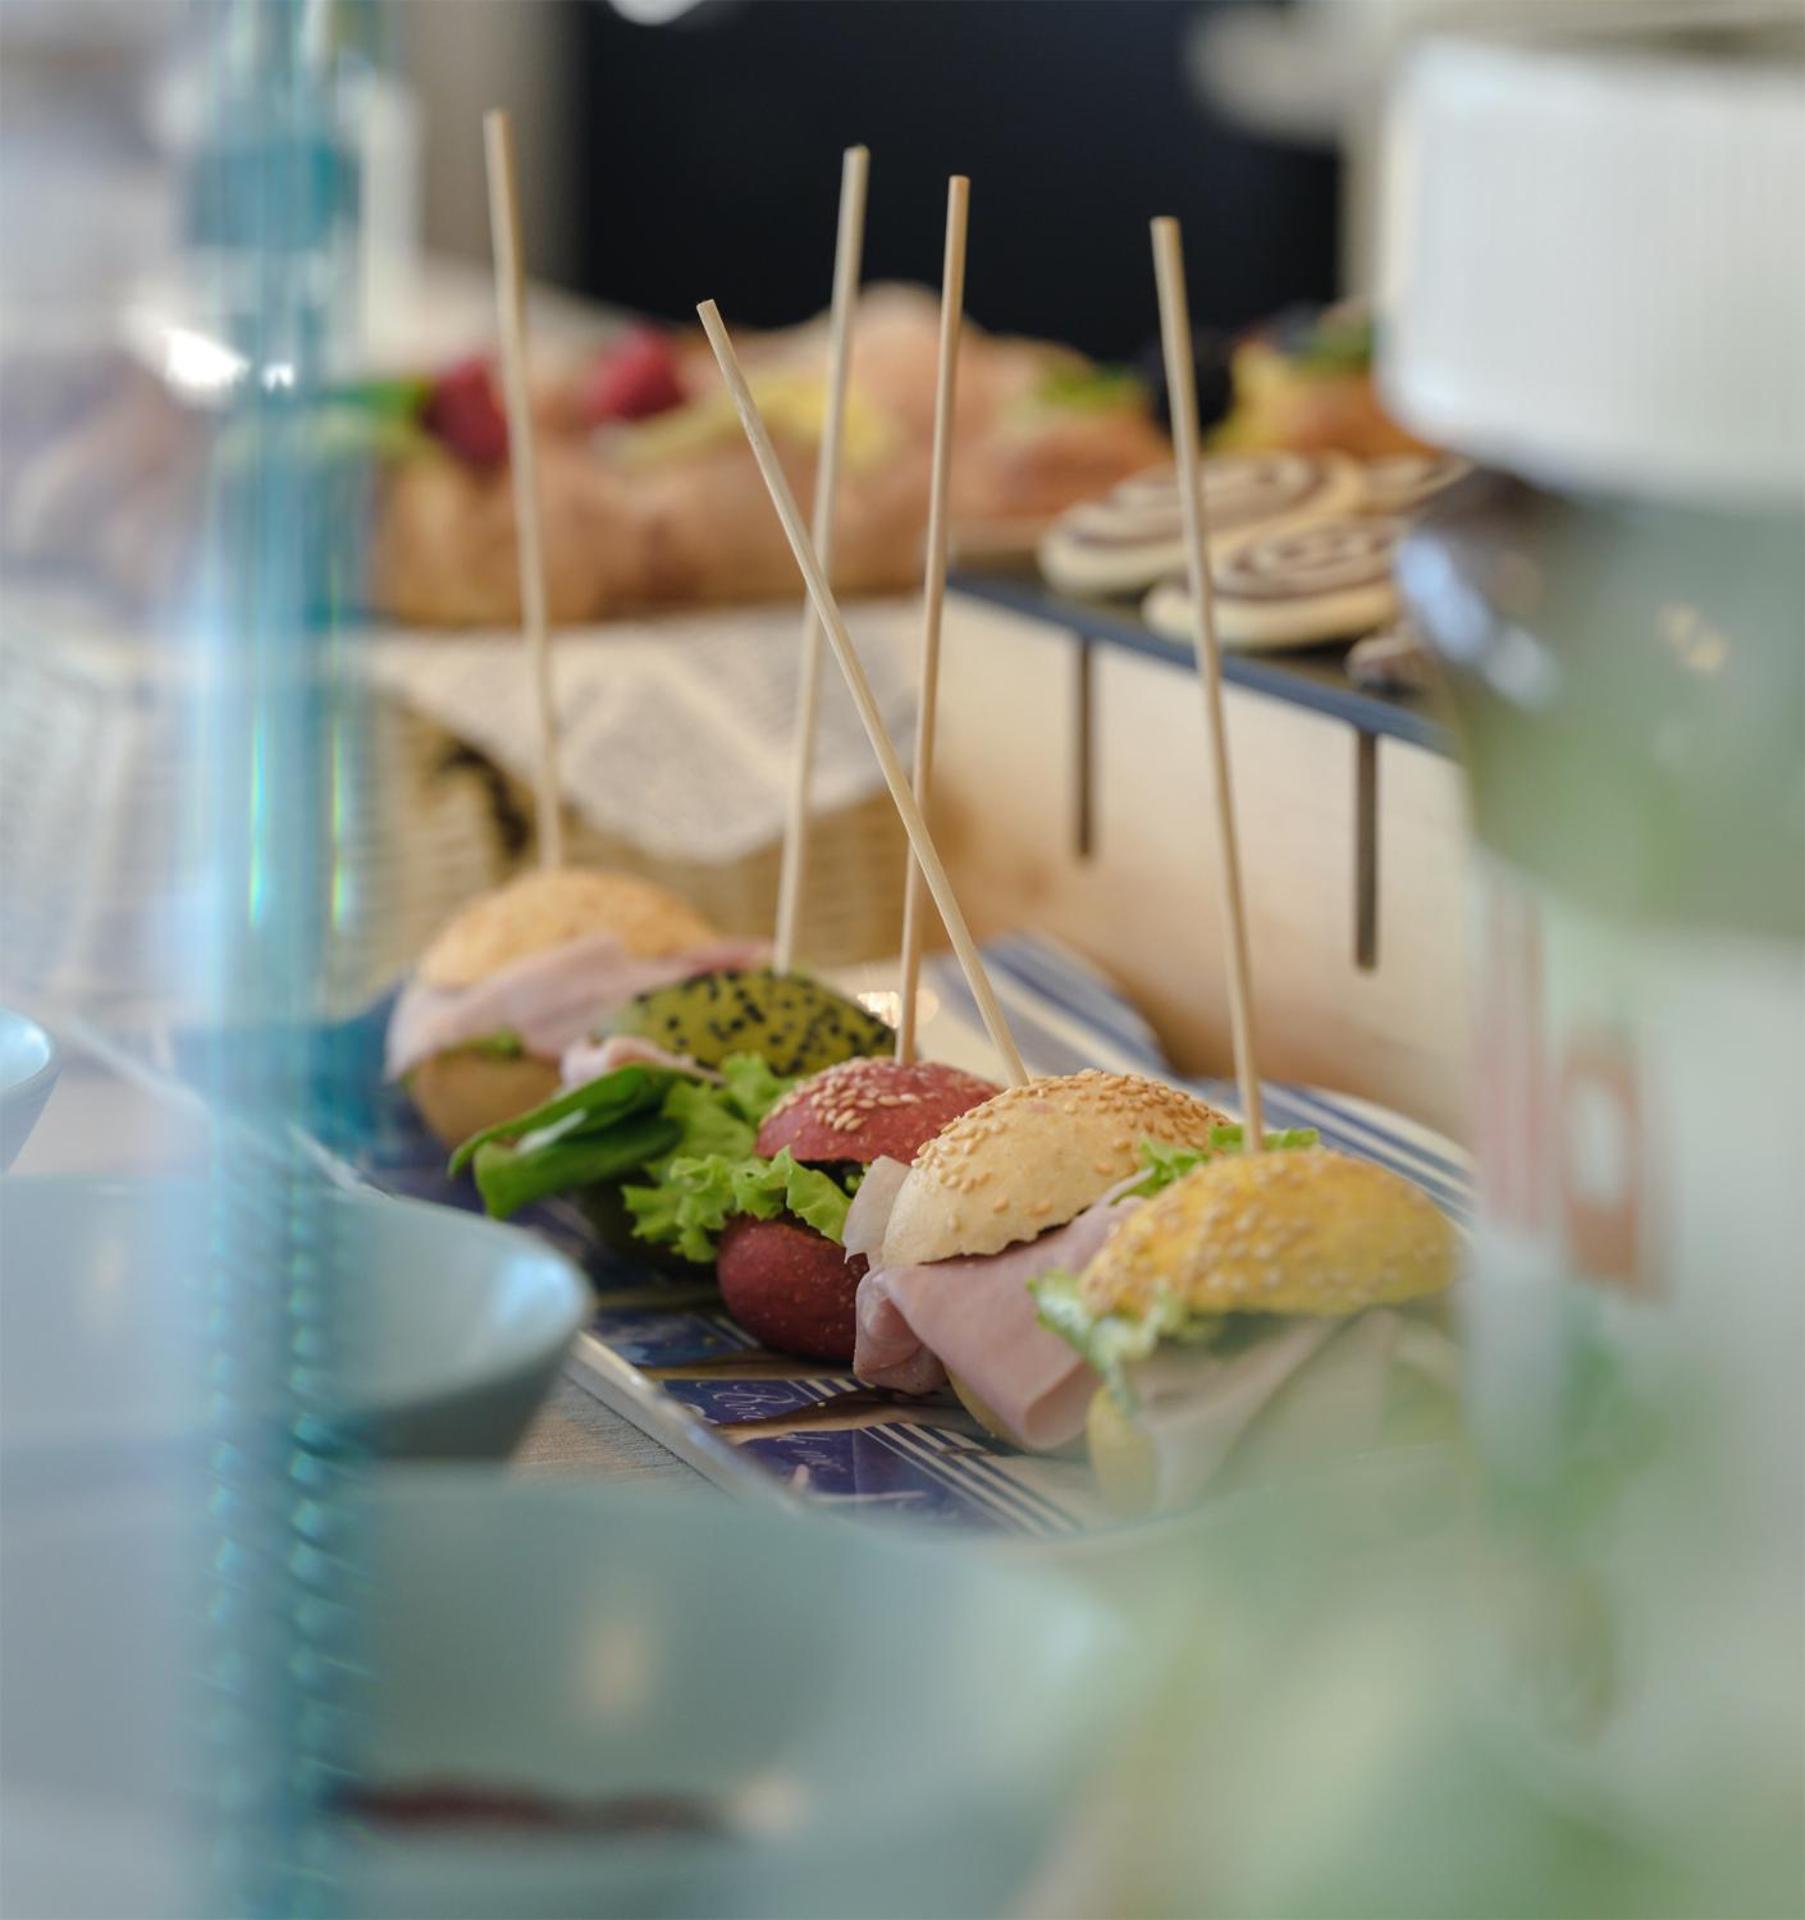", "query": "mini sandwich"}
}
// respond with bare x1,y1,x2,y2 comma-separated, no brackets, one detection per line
569,966,894,1085
849,1071,1232,1448
387,868,763,1146
1034,1147,1459,1514
625,1057,997,1362
454,973,899,1266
